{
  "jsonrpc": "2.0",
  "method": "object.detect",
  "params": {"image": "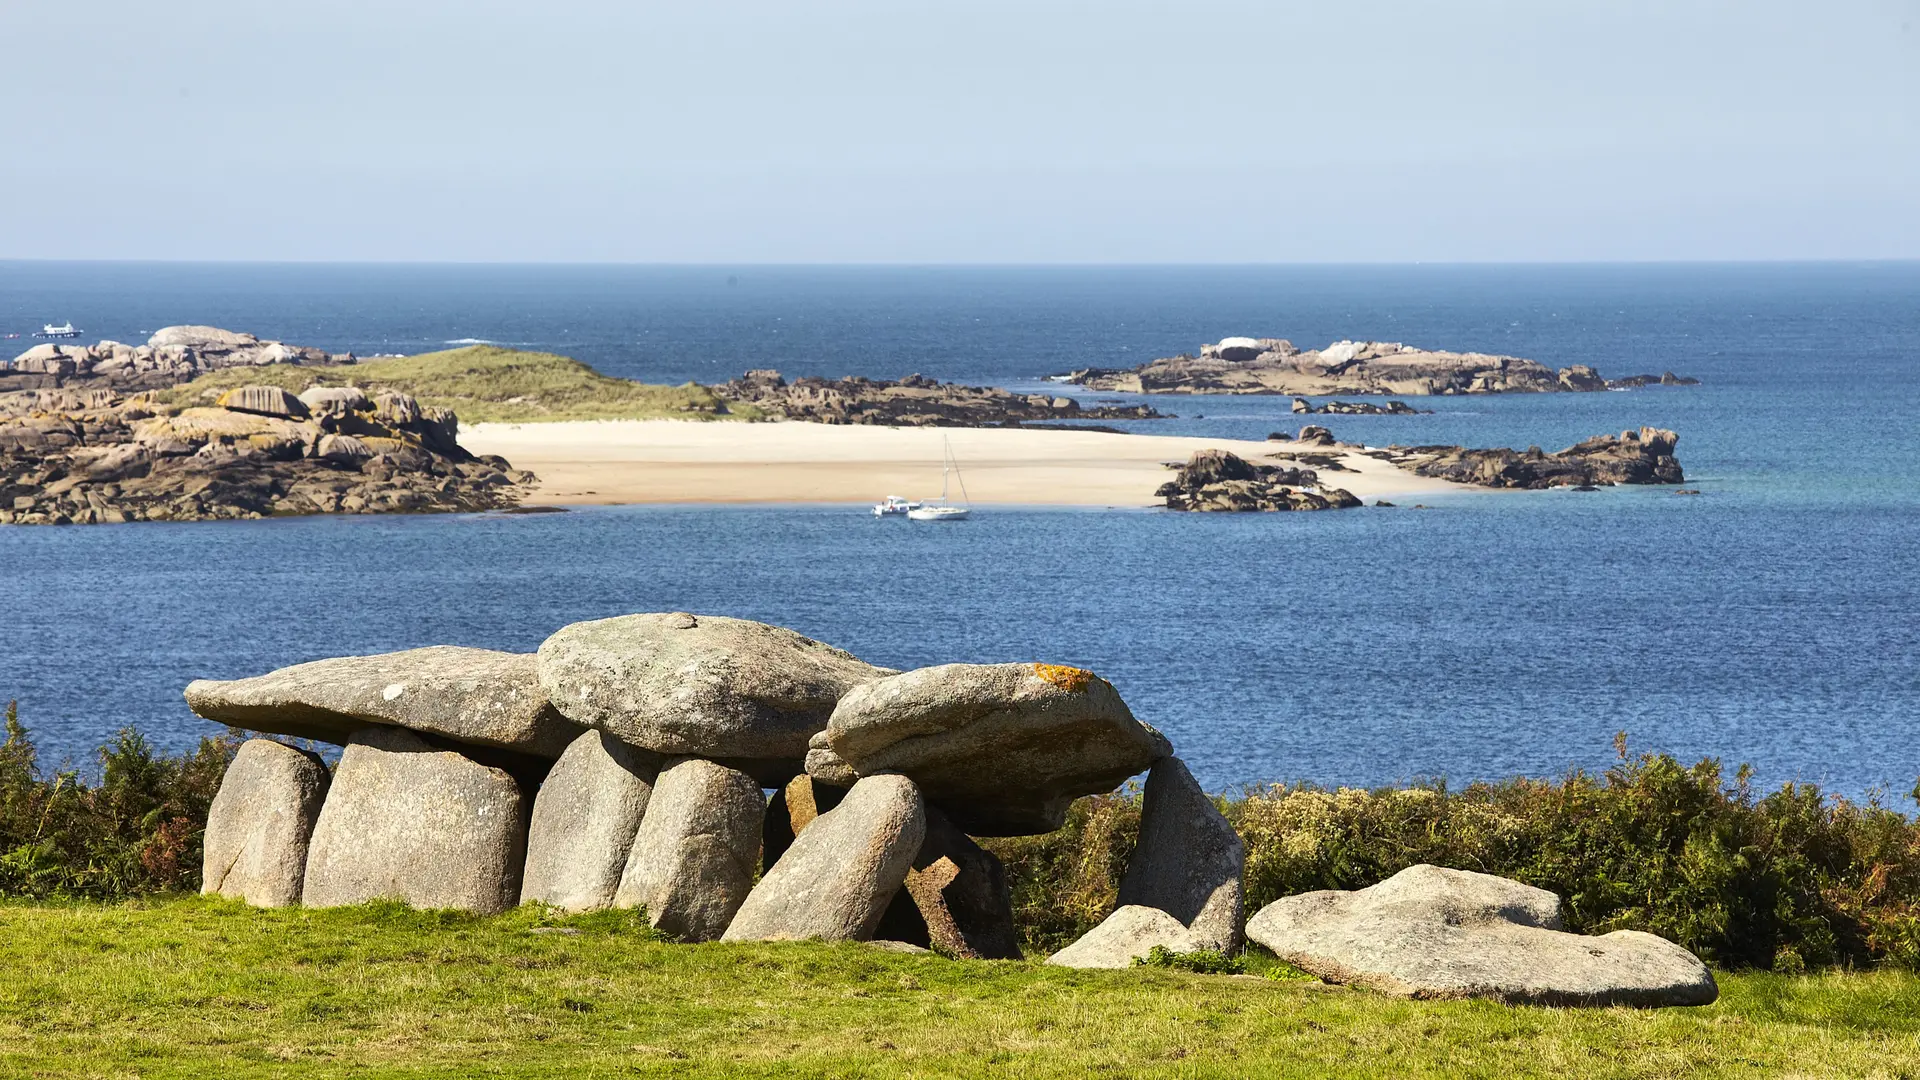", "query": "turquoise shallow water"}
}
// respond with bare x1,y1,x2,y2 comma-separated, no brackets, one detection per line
2,262,1916,800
